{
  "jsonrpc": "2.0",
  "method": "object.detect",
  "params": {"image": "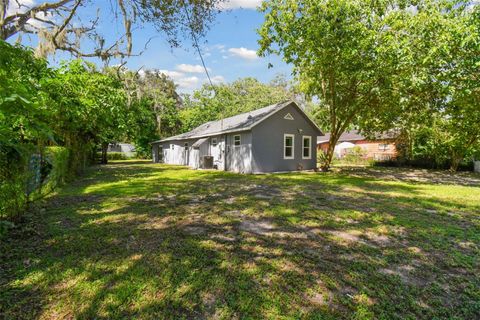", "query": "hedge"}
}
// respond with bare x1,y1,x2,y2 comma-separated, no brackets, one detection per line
1,146,70,235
